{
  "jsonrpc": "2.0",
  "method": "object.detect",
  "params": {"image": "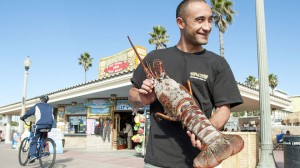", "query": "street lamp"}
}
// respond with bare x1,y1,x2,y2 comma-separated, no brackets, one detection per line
19,56,32,133
255,0,276,167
